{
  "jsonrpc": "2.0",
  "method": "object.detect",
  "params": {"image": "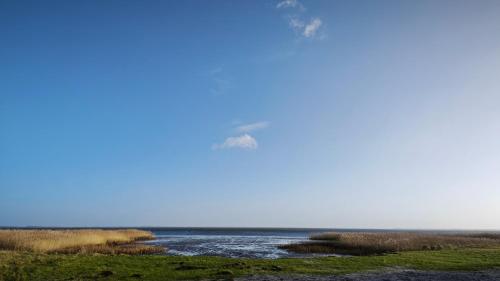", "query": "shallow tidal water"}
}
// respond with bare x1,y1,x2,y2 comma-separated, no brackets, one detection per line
141,228,478,259
143,228,322,258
